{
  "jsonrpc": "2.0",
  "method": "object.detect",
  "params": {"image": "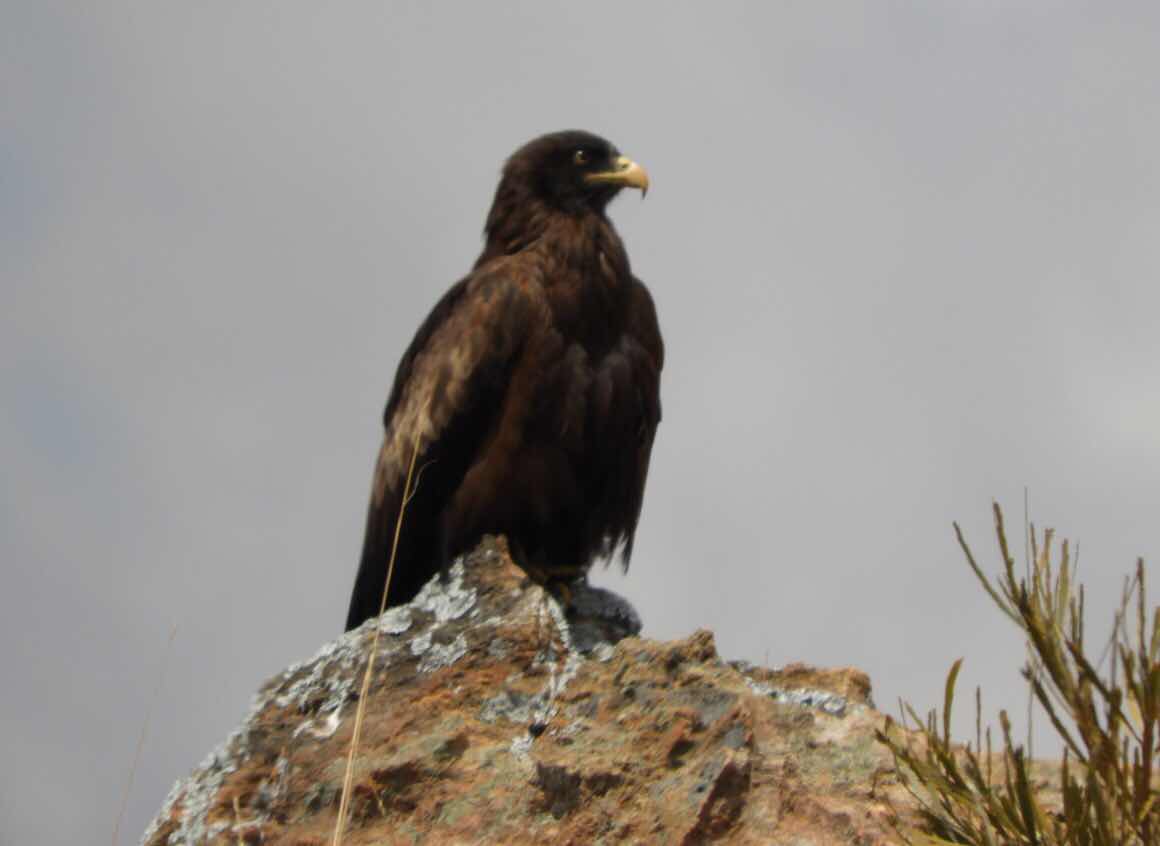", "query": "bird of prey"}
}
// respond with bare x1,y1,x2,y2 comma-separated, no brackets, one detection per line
345,130,663,631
